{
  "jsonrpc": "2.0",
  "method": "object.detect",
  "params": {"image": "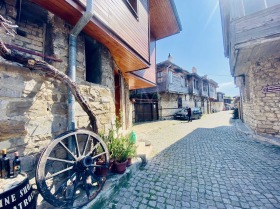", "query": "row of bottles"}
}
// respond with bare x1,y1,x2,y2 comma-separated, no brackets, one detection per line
0,149,21,179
